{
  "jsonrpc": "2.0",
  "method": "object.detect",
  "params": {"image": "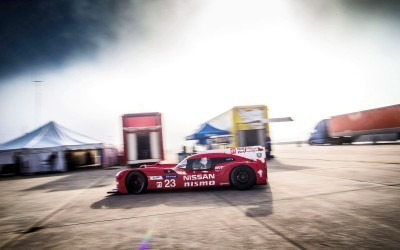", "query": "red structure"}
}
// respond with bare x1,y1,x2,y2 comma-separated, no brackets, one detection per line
121,112,164,166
